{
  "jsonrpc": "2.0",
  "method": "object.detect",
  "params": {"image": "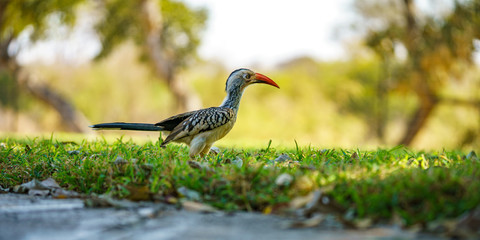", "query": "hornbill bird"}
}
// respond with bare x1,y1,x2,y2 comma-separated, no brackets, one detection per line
90,68,279,158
